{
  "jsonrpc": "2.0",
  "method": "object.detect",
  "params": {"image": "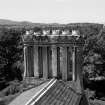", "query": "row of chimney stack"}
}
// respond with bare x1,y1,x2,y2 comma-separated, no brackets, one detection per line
25,30,80,37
